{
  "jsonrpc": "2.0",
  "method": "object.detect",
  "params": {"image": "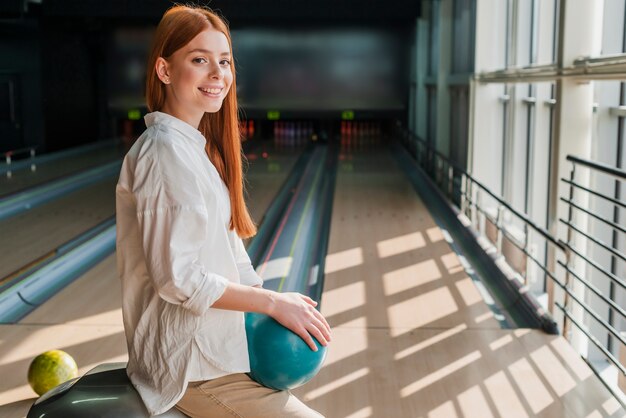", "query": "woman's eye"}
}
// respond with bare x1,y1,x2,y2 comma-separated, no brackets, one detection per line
220,60,231,66
193,57,207,64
